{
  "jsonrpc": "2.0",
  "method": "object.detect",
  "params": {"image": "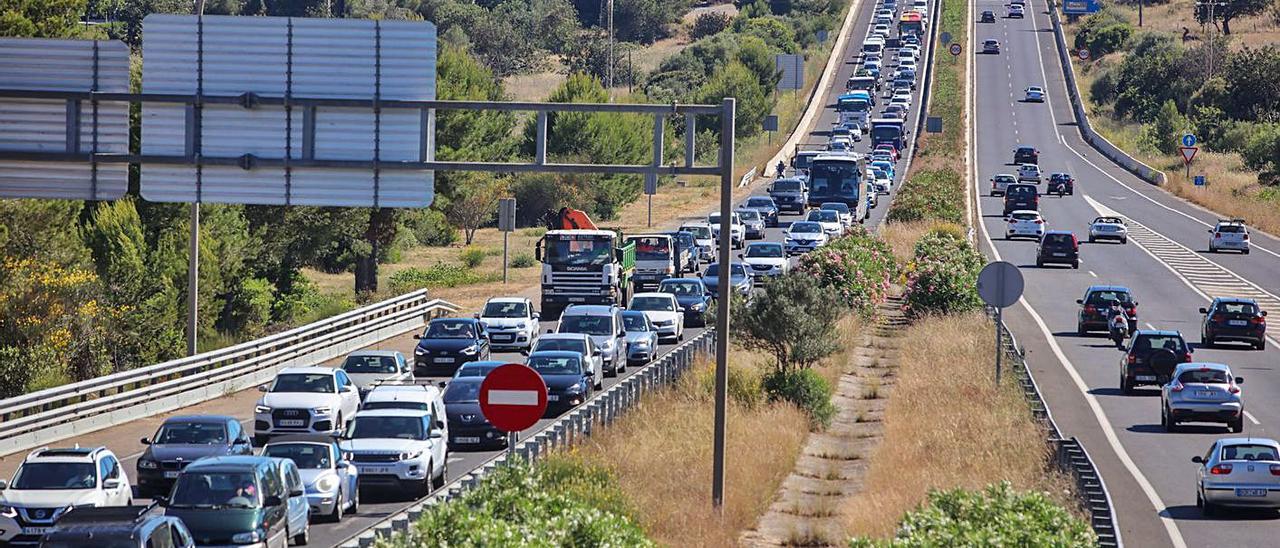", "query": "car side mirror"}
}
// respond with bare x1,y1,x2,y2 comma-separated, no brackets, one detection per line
258,385,269,392
435,420,446,430
336,460,349,468
264,495,283,507
103,479,121,489
437,381,447,388
532,312,541,320
1199,308,1208,314
520,348,530,356
1235,377,1244,384
737,253,744,259
413,334,422,339
1191,456,1204,464
344,385,356,393
678,307,686,313
1263,311,1269,317
1076,299,1083,304
0,479,7,490
429,431,443,439
154,495,168,507
1208,229,1213,233
140,437,152,445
